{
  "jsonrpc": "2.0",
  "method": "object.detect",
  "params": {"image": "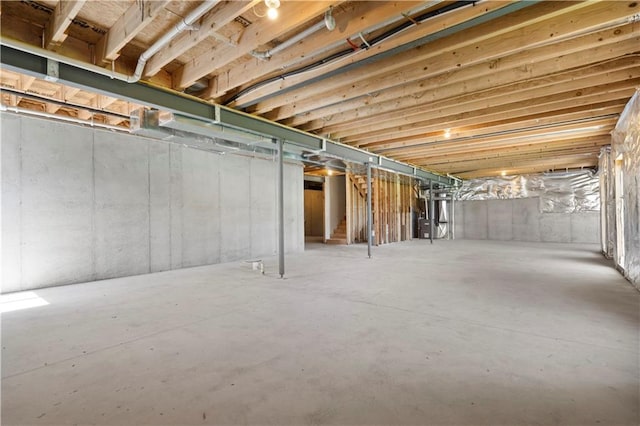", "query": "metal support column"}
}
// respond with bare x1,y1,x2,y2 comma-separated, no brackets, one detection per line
429,180,434,244
277,138,285,278
450,191,455,240
366,162,372,258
